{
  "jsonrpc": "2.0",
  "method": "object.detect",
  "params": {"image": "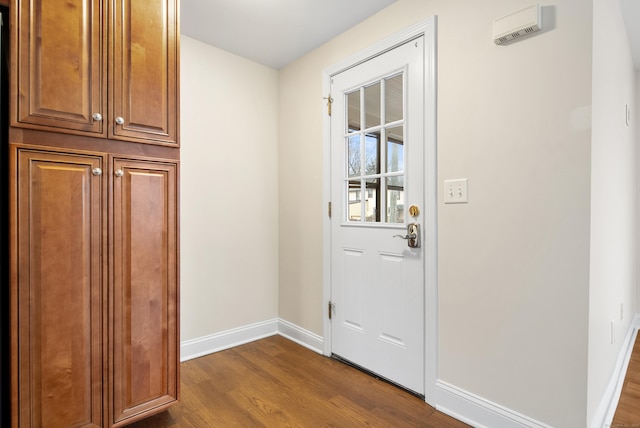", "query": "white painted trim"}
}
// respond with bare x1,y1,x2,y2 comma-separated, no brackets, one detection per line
435,381,554,428
324,19,437,78
322,66,333,358
278,318,324,354
322,15,439,407
594,314,640,428
180,318,324,362
423,16,439,407
180,319,279,362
